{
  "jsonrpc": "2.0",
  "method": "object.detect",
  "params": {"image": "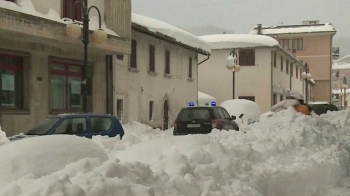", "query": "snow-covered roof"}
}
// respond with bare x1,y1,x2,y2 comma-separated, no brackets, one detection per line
249,23,336,35
332,89,350,94
333,55,350,64
199,34,279,49
332,62,350,70
132,13,211,54
0,0,118,36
